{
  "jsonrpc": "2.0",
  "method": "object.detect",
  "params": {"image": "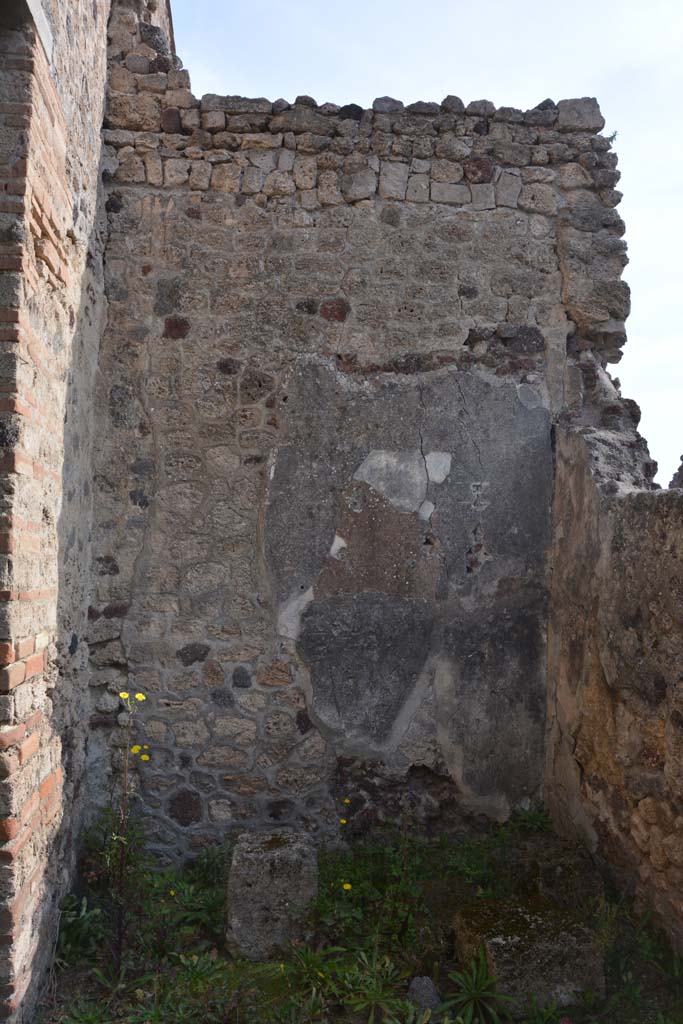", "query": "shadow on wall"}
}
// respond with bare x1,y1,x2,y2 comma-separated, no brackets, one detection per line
0,1,108,1018
18,192,108,1020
